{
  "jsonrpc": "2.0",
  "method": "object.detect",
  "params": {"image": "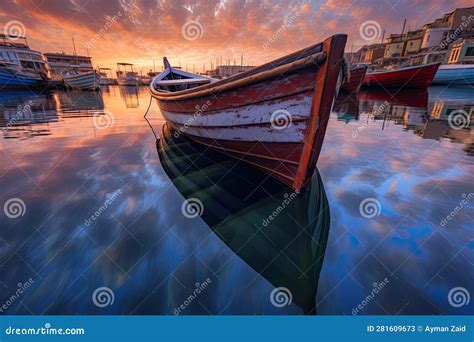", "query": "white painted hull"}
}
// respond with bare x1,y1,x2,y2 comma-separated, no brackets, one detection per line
63,71,100,91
